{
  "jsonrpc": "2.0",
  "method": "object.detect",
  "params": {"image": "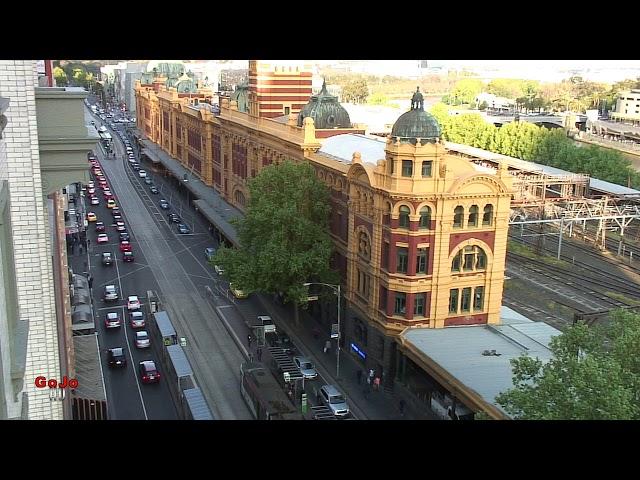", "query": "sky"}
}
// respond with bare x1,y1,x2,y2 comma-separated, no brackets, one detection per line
313,60,640,83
